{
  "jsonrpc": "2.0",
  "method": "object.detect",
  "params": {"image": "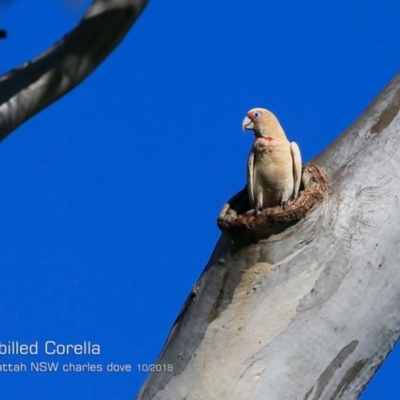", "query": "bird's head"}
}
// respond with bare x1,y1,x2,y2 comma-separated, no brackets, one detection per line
242,108,286,140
